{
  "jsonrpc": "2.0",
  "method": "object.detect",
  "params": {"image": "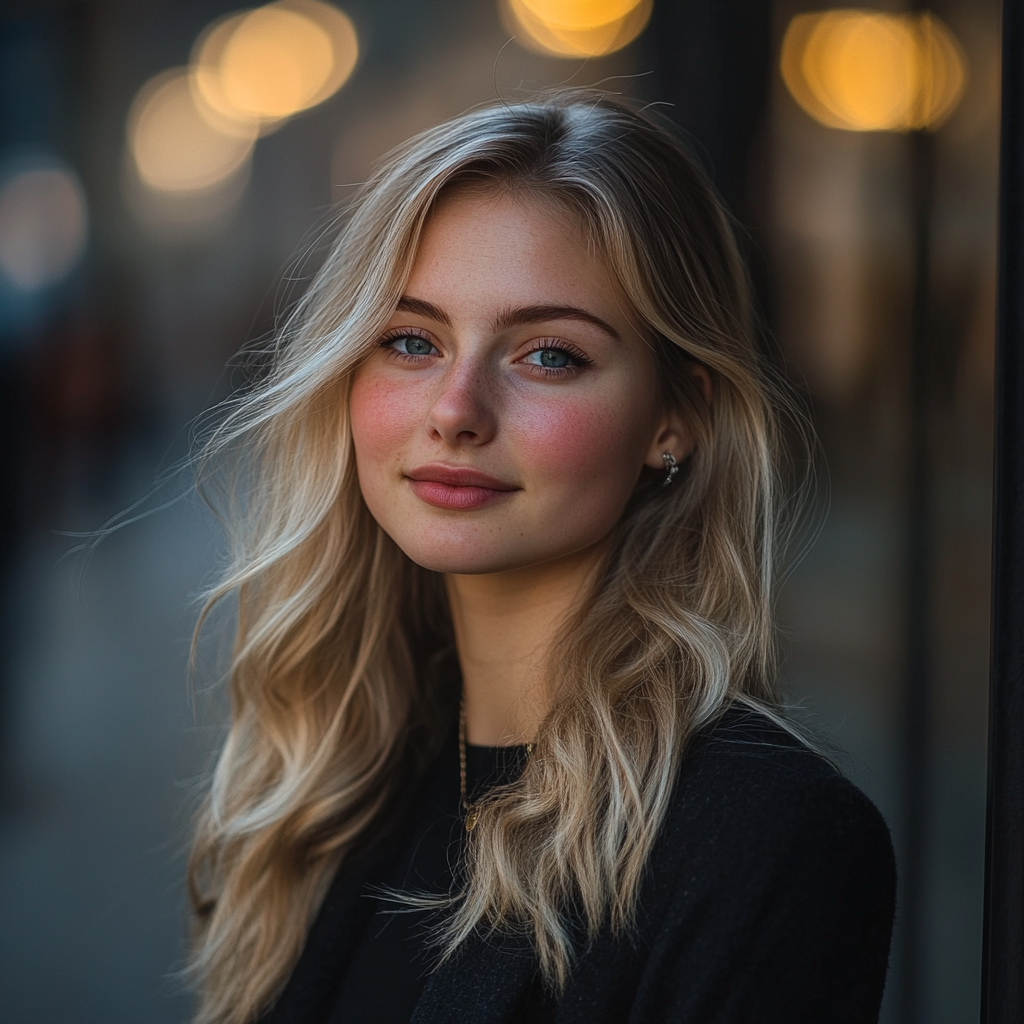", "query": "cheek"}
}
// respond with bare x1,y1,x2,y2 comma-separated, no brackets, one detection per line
516,404,599,472
350,372,420,487
513,389,651,501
